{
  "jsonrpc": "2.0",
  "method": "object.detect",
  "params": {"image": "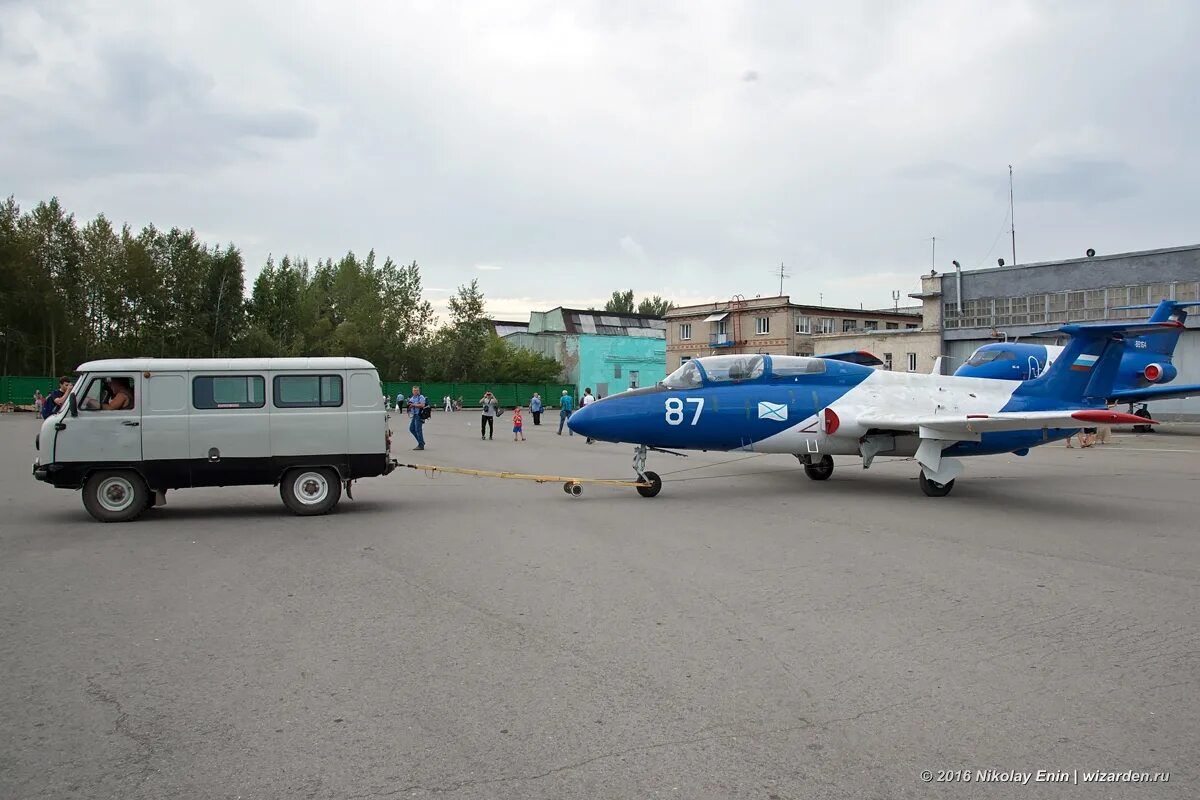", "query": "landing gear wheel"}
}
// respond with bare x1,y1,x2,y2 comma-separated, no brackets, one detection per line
919,472,955,497
1133,405,1154,433
803,455,834,481
280,467,342,515
636,471,662,498
83,470,149,523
